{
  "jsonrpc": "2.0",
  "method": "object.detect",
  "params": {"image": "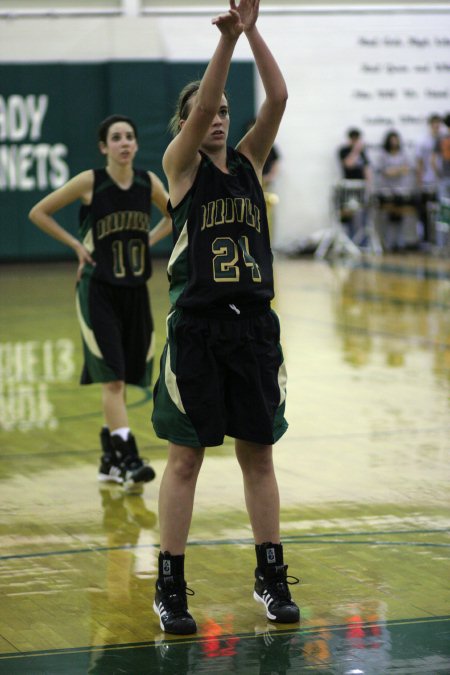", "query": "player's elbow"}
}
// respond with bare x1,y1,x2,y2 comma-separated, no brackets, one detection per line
28,205,40,224
269,92,288,116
